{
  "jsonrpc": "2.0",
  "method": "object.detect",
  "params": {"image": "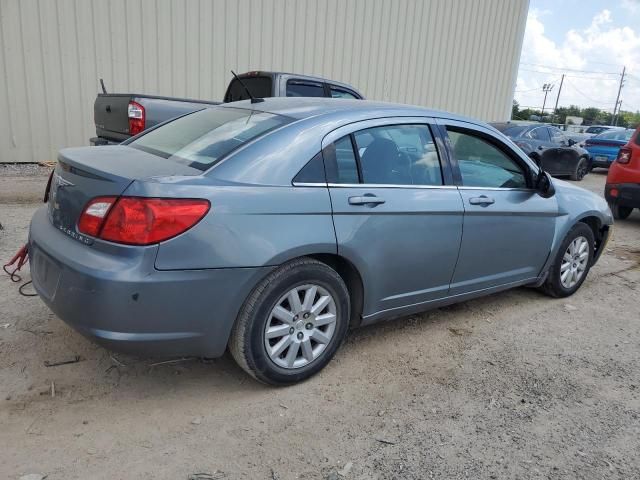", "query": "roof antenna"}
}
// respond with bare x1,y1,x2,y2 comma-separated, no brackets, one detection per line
99,78,107,94
231,70,263,103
